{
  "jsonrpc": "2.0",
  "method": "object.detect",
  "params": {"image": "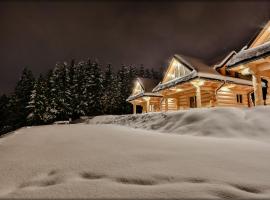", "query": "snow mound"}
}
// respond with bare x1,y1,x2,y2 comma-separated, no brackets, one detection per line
88,107,270,139
1,124,270,198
